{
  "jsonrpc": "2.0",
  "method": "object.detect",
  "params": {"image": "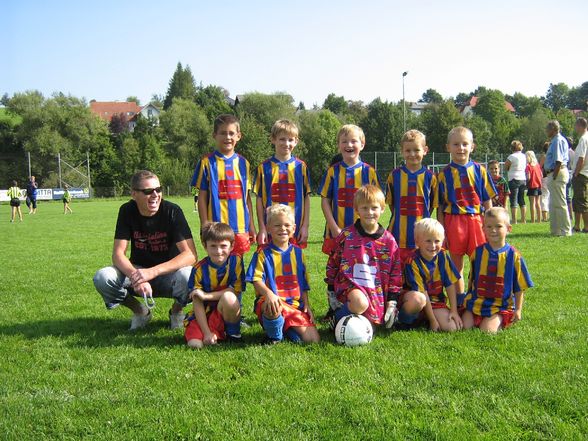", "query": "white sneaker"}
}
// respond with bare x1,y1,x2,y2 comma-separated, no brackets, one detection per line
169,310,185,329
129,310,152,331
